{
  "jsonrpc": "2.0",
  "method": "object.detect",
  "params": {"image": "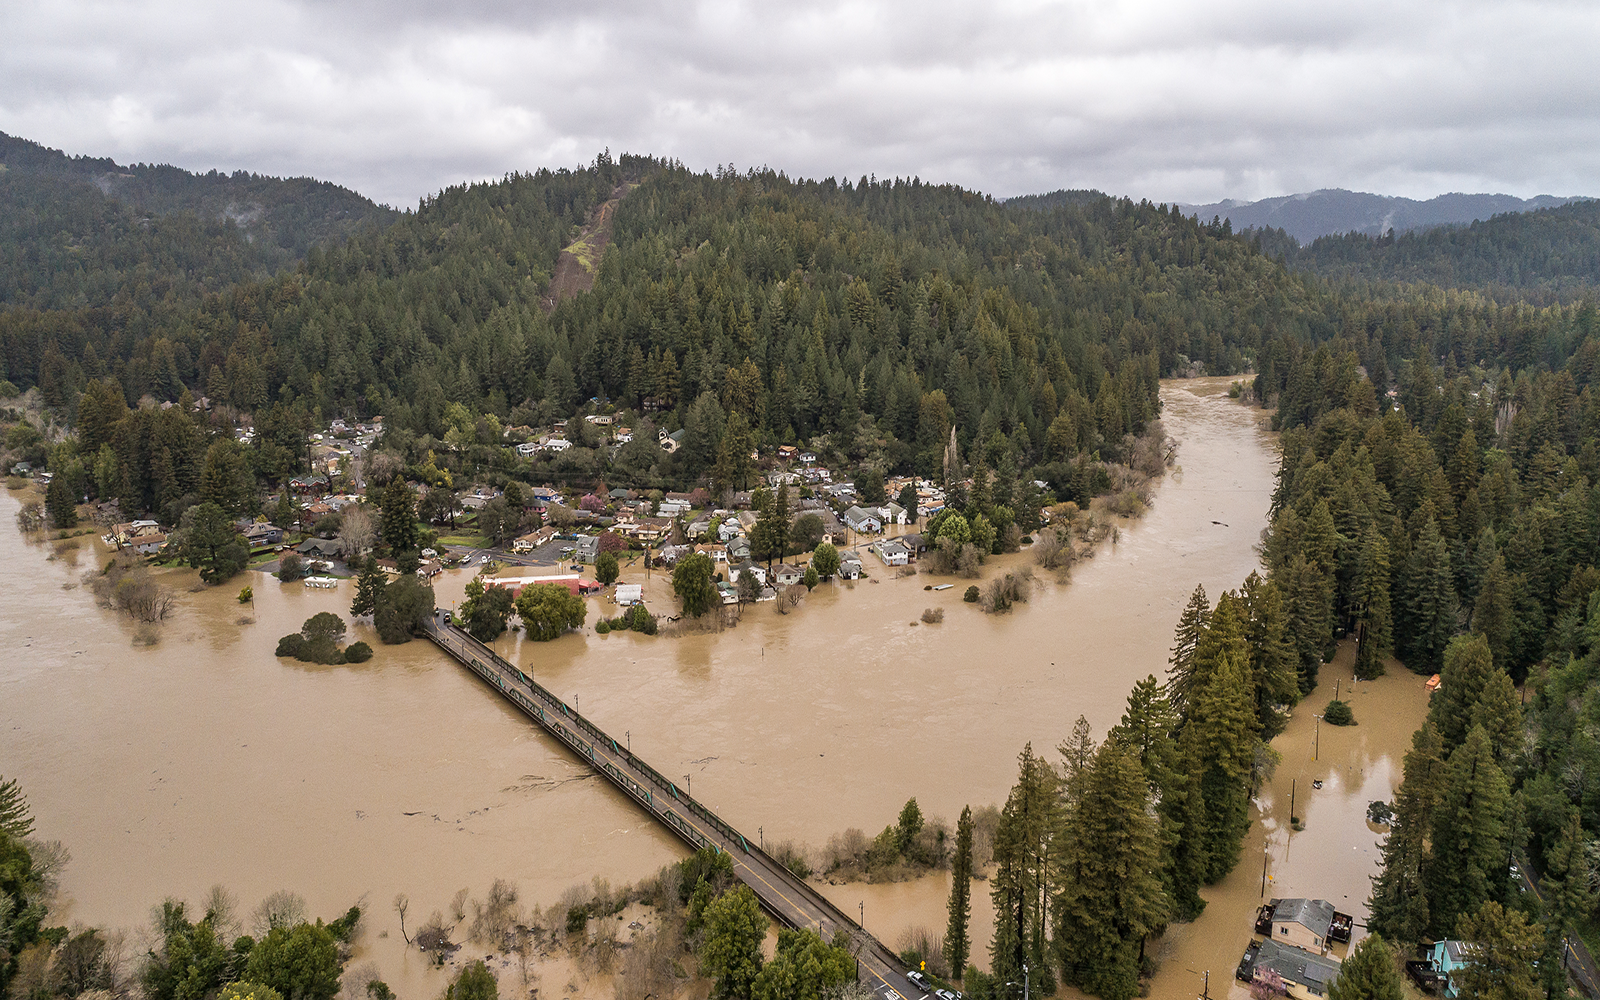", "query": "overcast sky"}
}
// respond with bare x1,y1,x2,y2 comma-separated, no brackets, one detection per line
3,0,1598,209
